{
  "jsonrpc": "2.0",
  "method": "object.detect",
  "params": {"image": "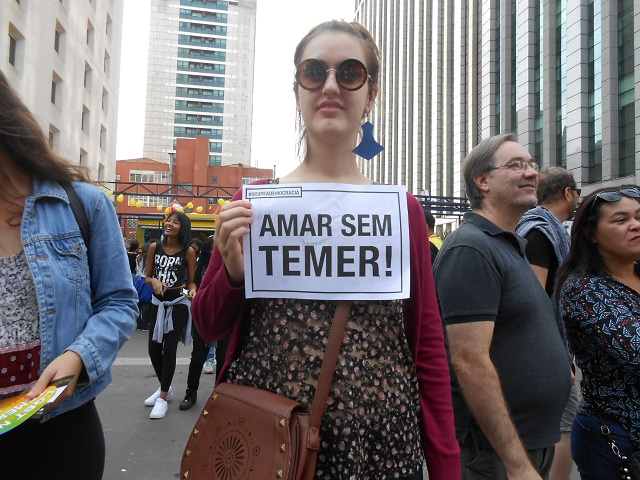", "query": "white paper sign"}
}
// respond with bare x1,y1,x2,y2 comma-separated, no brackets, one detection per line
243,183,410,300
